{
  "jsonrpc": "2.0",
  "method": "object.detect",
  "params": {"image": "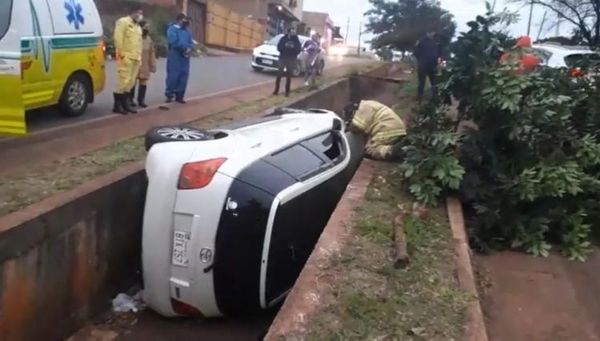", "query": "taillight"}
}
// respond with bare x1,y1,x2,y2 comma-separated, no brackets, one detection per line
570,67,584,77
178,158,227,190
171,298,204,317
100,38,106,52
